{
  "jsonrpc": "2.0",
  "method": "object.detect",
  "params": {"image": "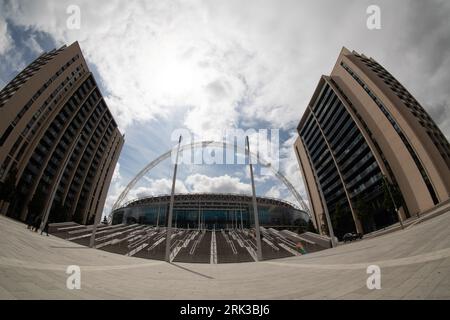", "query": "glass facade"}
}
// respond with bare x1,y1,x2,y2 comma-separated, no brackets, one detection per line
1,43,124,225
111,194,309,230
300,80,395,237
